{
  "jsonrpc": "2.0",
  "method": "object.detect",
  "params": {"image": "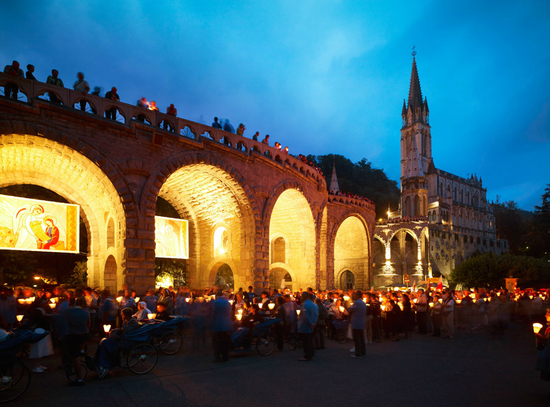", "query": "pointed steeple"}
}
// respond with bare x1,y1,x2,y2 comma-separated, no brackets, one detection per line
408,56,423,111
402,99,407,116
329,159,340,194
